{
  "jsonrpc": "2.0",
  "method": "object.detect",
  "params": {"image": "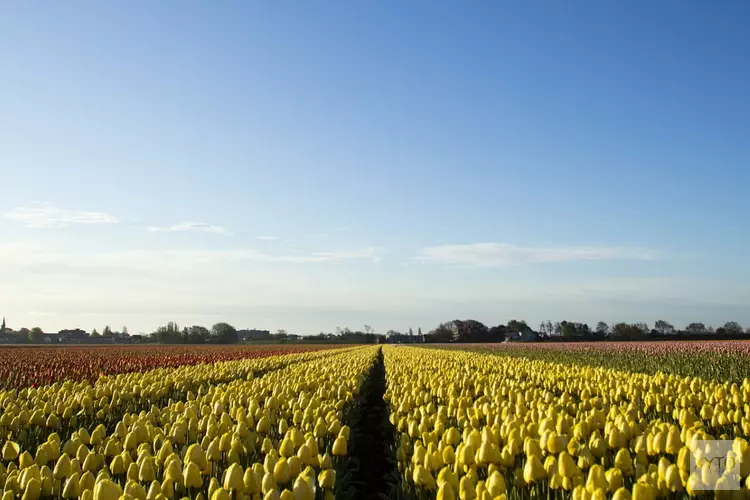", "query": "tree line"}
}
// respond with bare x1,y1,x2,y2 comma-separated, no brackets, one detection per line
422,319,749,343
0,320,129,343
147,322,240,344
